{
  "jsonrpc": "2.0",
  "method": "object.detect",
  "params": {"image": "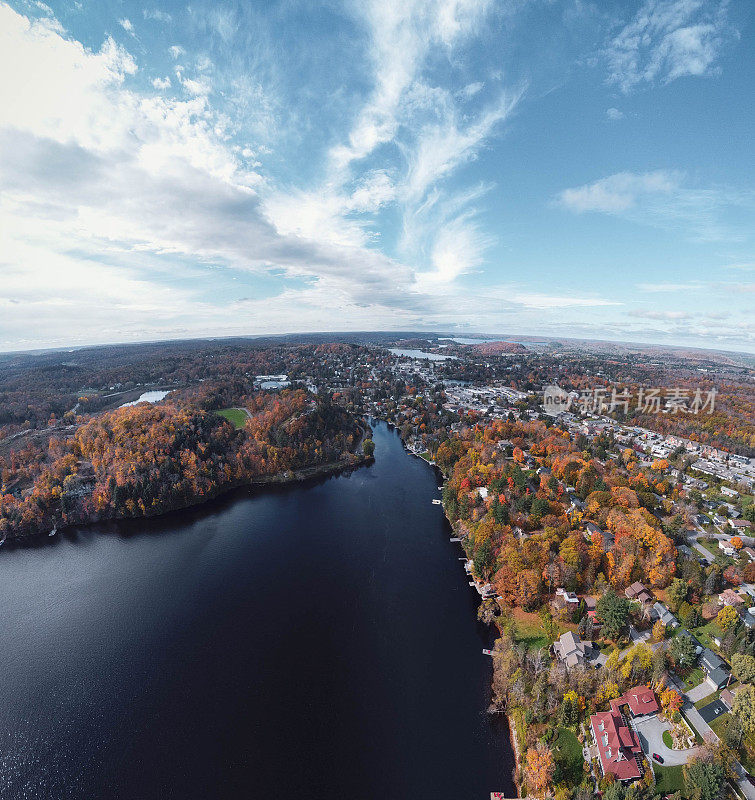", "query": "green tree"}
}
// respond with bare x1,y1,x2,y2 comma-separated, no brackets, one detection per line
732,684,755,733
666,578,689,612
683,760,724,800
731,653,755,684
362,438,375,458
669,634,697,669
596,589,630,639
